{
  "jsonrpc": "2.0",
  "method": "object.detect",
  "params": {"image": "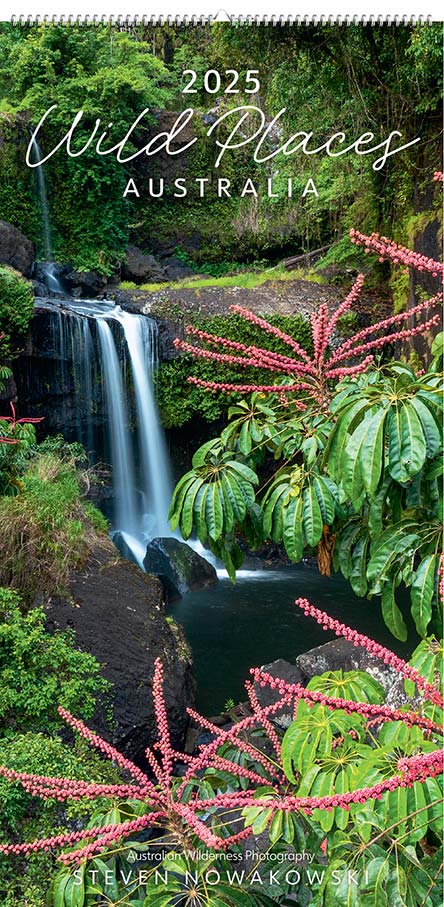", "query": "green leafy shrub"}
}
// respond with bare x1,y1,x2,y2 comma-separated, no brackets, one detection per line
0,733,120,907
0,589,109,733
0,266,34,357
0,453,107,600
0,409,40,495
